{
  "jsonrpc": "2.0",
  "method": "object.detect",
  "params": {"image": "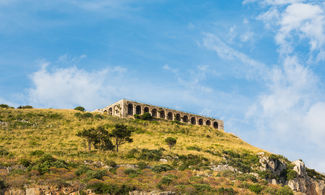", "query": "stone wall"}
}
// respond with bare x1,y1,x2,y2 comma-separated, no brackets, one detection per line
96,99,224,130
